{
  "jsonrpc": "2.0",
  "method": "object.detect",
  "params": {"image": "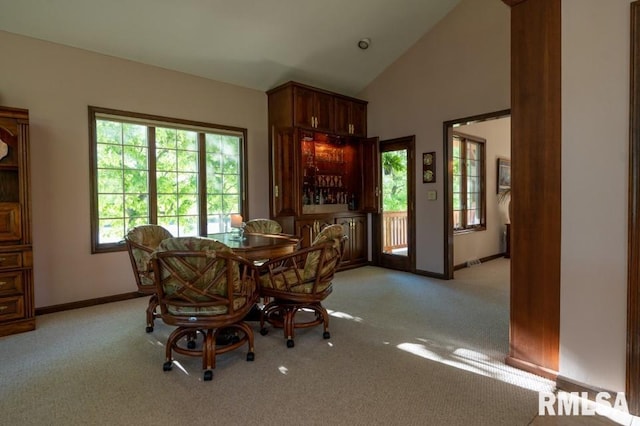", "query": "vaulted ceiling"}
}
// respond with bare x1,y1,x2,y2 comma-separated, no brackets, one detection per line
0,0,461,96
